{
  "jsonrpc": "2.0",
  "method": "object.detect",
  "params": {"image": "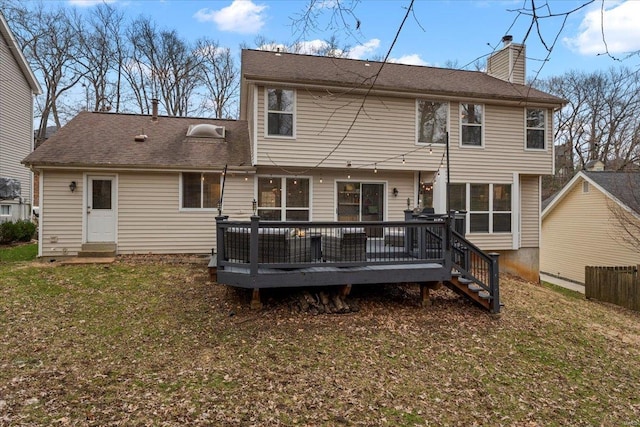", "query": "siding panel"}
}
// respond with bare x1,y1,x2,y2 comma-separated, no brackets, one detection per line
0,30,34,215
520,175,540,247
40,171,84,256
541,179,640,283
255,87,553,179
